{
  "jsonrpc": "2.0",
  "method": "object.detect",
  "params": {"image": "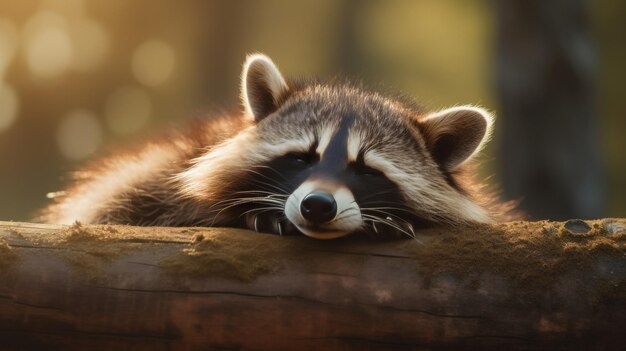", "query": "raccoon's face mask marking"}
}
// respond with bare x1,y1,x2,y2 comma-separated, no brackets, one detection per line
282,117,359,239
258,117,416,239
274,140,418,239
